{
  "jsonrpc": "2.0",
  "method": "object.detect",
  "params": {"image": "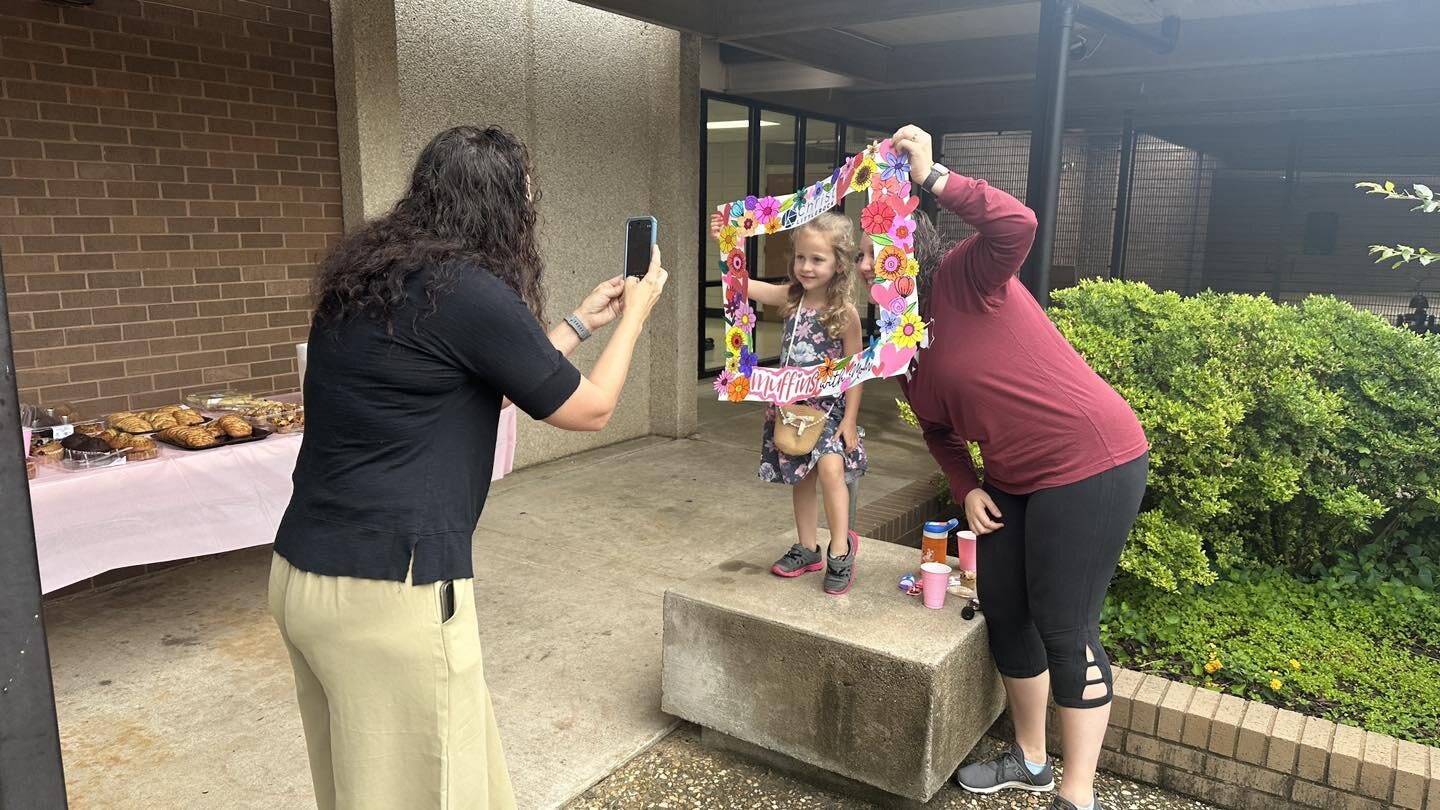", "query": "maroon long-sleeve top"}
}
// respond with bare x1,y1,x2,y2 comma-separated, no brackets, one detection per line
899,174,1148,501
